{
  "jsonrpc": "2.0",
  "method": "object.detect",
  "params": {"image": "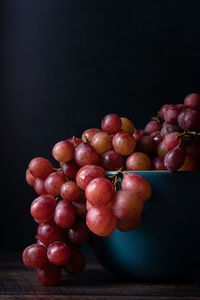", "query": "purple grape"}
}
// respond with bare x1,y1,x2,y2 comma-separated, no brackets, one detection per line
163,106,179,125
164,147,185,171
160,122,182,137
178,109,200,131
184,93,200,111
144,121,162,135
